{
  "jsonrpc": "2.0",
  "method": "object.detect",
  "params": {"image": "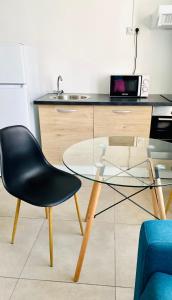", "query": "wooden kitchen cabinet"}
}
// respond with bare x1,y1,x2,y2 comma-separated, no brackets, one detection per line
38,105,93,164
38,104,152,165
94,106,152,138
